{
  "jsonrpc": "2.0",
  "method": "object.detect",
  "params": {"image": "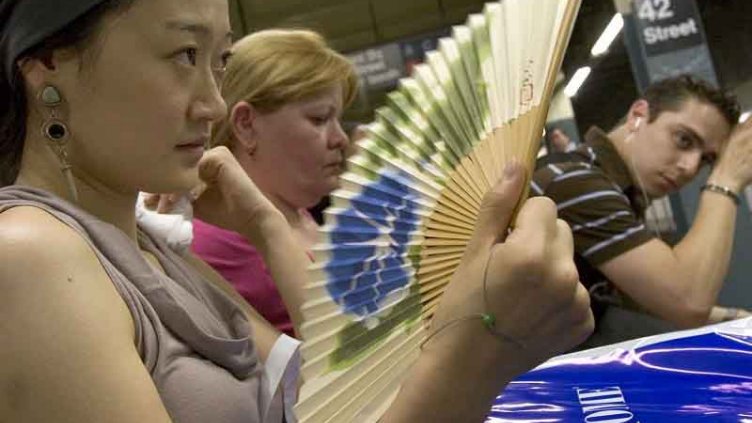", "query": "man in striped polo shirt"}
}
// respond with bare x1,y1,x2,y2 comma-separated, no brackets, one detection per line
532,75,752,347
